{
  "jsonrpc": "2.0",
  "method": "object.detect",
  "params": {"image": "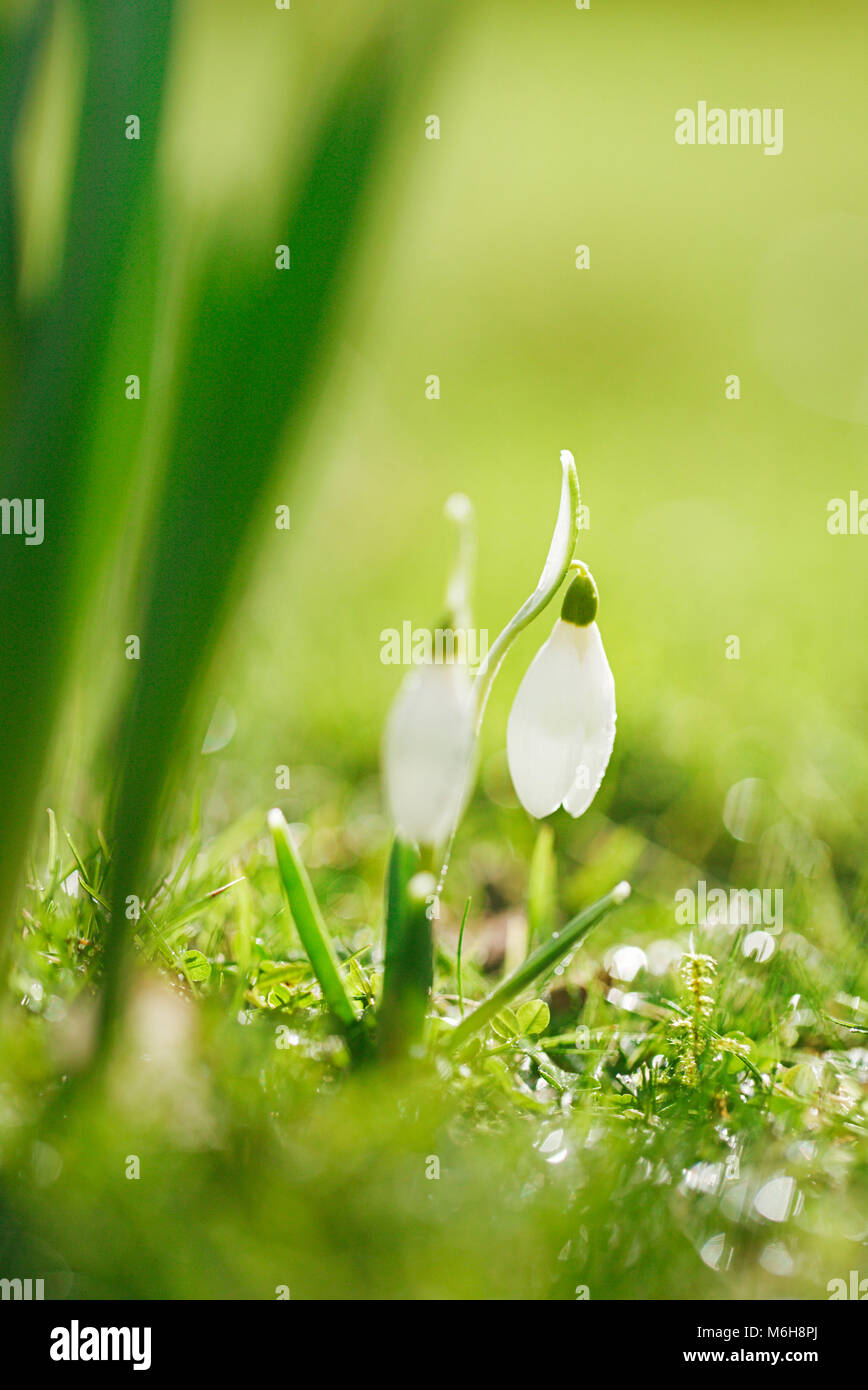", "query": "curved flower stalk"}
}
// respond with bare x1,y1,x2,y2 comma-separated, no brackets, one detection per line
471,451,580,733
443,491,475,633
507,561,616,820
